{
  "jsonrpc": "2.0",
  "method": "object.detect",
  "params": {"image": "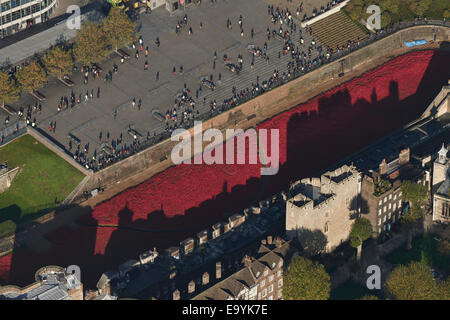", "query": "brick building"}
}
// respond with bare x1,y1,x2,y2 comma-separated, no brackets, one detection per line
192,236,297,300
